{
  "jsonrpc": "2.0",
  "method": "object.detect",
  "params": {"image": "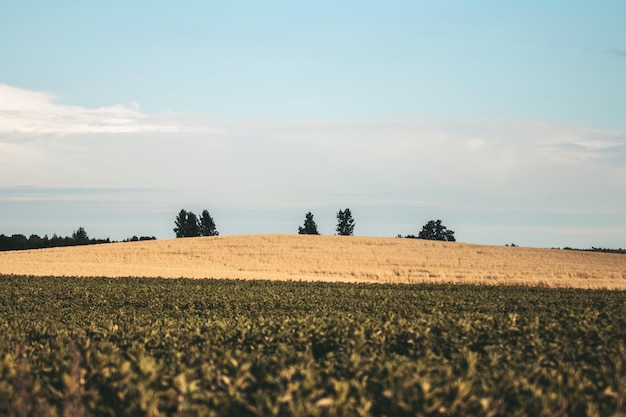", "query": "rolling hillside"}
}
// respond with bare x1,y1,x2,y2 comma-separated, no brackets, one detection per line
0,234,624,289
